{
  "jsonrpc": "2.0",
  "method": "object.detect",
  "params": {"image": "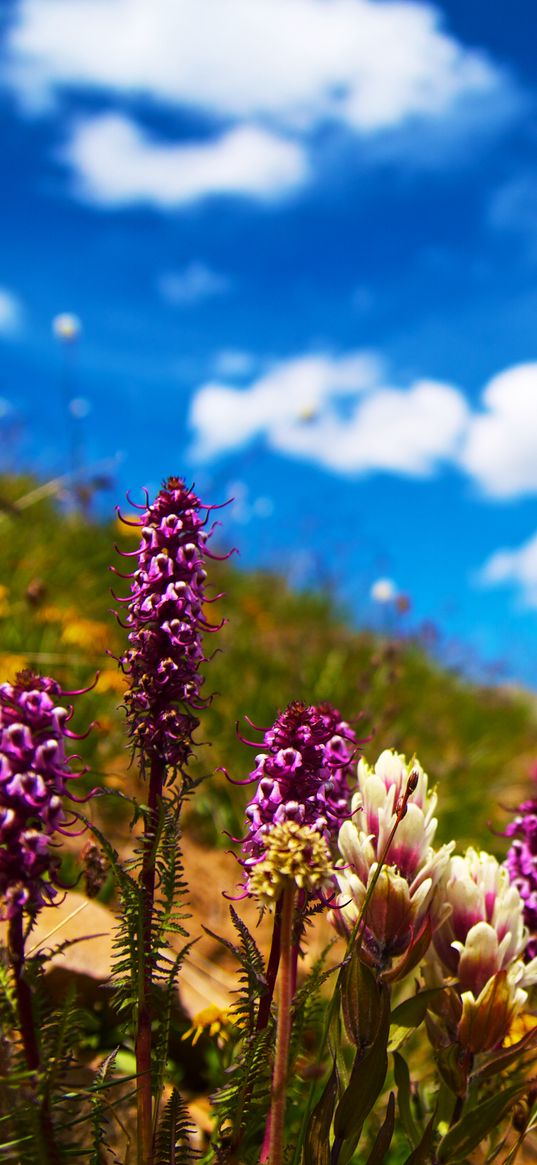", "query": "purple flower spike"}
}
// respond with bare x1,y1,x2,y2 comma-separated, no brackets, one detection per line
0,671,85,920
504,773,537,960
239,700,357,893
117,477,223,773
